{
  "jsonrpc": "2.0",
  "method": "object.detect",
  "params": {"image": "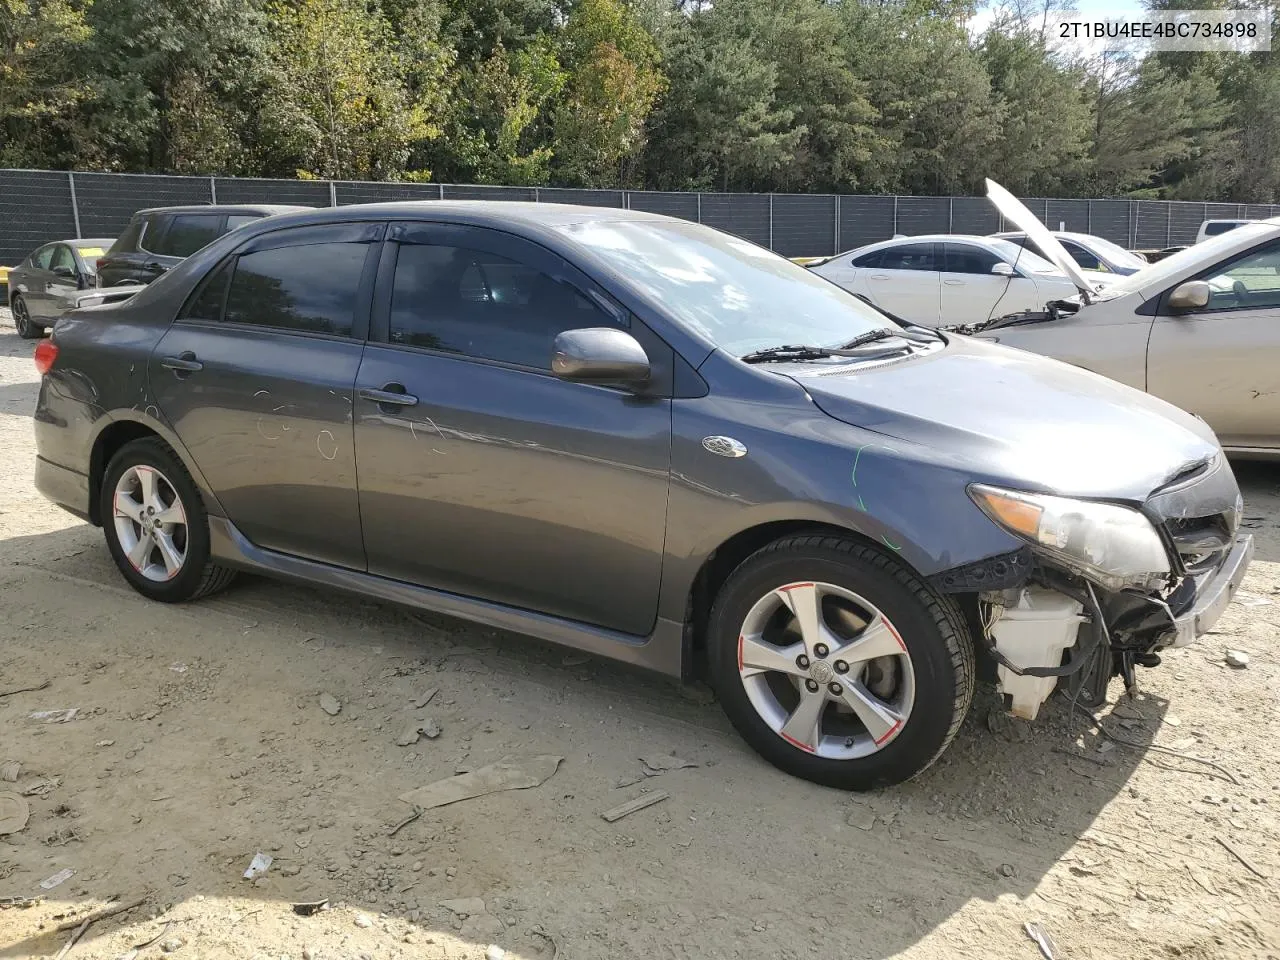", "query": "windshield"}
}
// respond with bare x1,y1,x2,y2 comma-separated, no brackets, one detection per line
988,238,1061,275
559,219,900,355
1079,236,1147,270
1093,222,1278,302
